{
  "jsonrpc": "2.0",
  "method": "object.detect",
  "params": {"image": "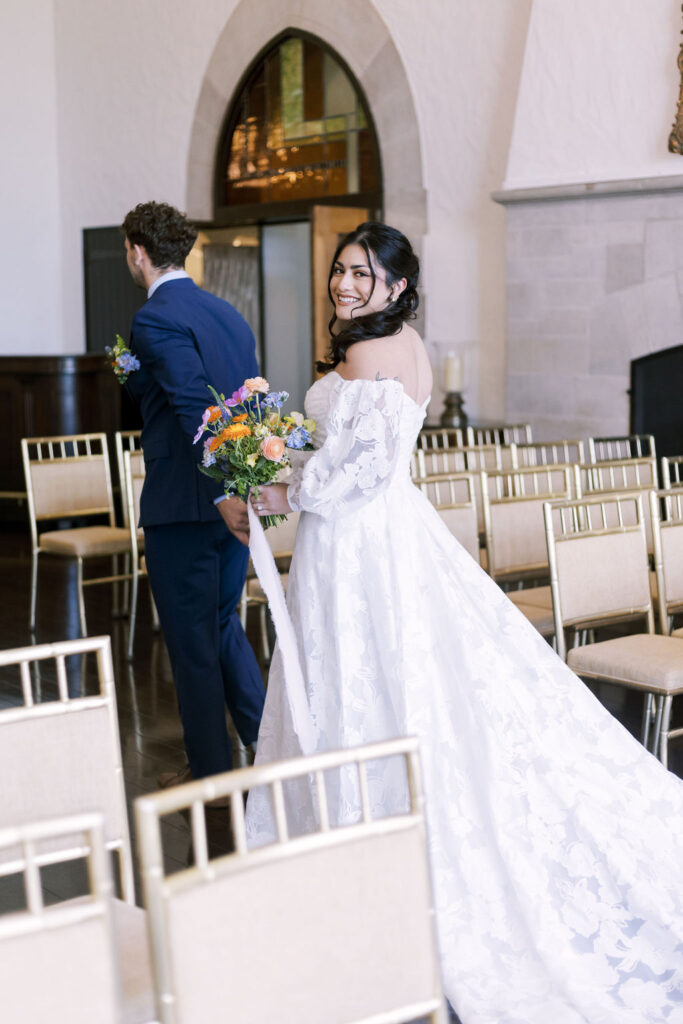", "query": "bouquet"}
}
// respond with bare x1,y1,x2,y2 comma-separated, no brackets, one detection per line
194,376,315,528
105,334,140,384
